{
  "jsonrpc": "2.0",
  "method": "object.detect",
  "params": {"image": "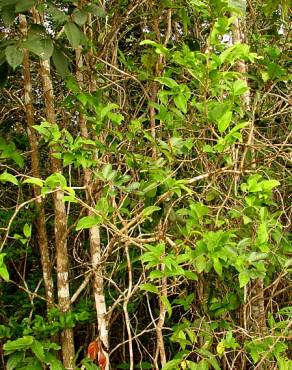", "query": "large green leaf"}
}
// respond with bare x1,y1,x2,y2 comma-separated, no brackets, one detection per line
45,352,65,370
72,9,88,26
31,340,45,362
64,22,85,48
6,352,24,370
5,45,23,69
4,336,34,351
15,0,36,12
52,48,71,77
228,0,246,14
22,37,54,60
